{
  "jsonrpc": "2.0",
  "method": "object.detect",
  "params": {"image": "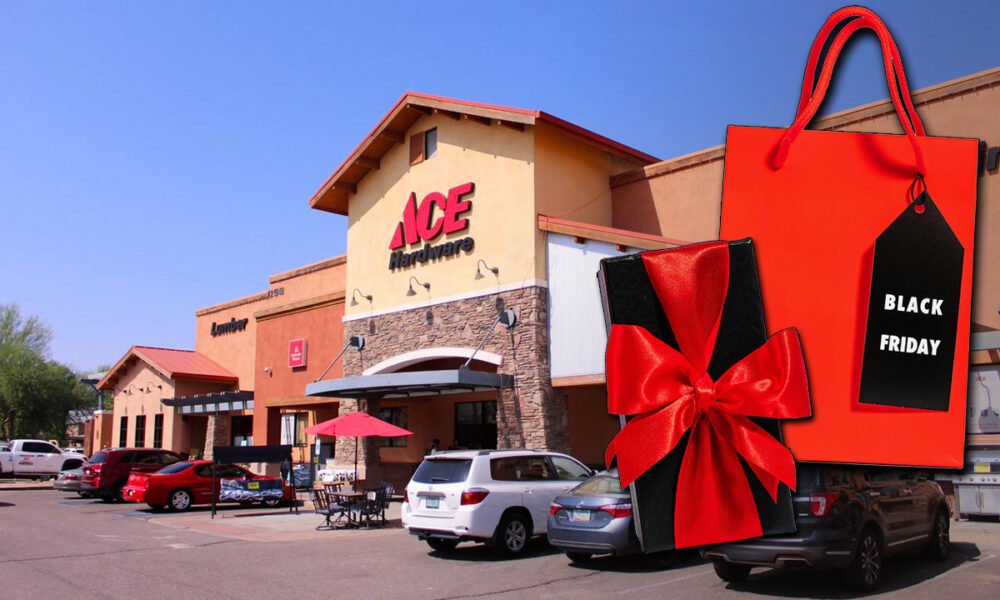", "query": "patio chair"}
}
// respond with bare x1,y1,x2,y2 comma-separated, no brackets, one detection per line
379,481,395,524
312,488,346,530
352,487,386,528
